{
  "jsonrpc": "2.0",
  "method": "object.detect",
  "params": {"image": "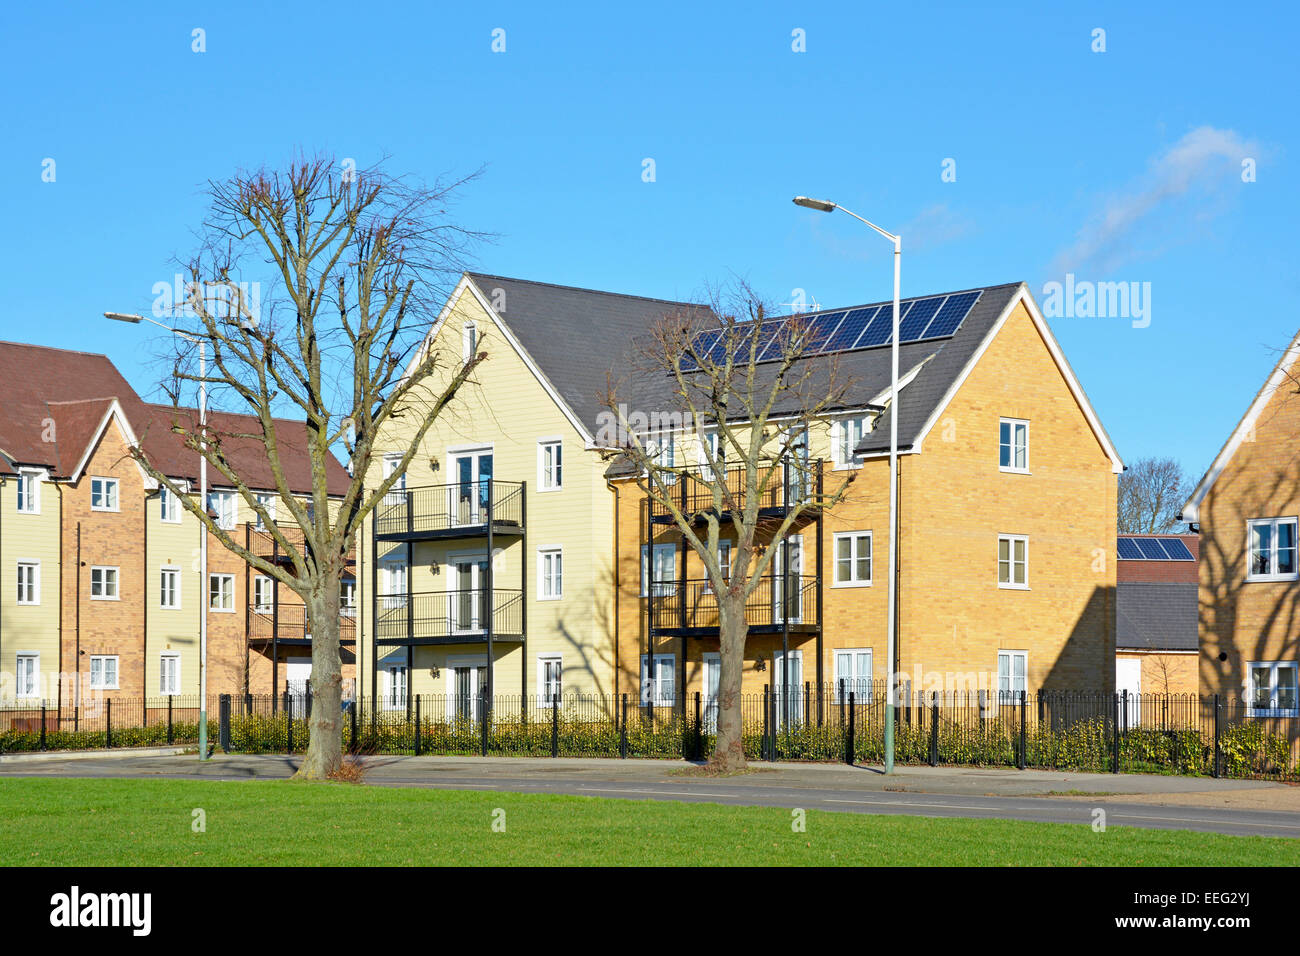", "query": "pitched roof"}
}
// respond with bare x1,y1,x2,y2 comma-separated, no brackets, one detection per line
1116,582,1198,651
